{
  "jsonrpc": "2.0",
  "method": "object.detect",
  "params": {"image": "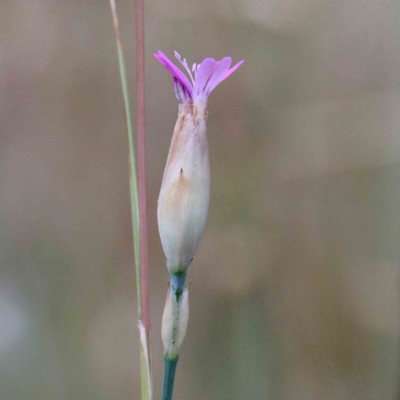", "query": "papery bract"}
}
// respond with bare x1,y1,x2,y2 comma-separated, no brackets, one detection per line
157,101,210,275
